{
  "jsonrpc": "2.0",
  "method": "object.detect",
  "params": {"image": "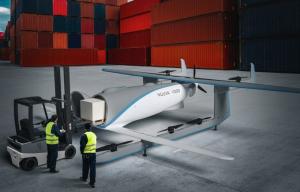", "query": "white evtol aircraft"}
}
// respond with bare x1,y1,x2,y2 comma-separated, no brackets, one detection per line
76,59,300,161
